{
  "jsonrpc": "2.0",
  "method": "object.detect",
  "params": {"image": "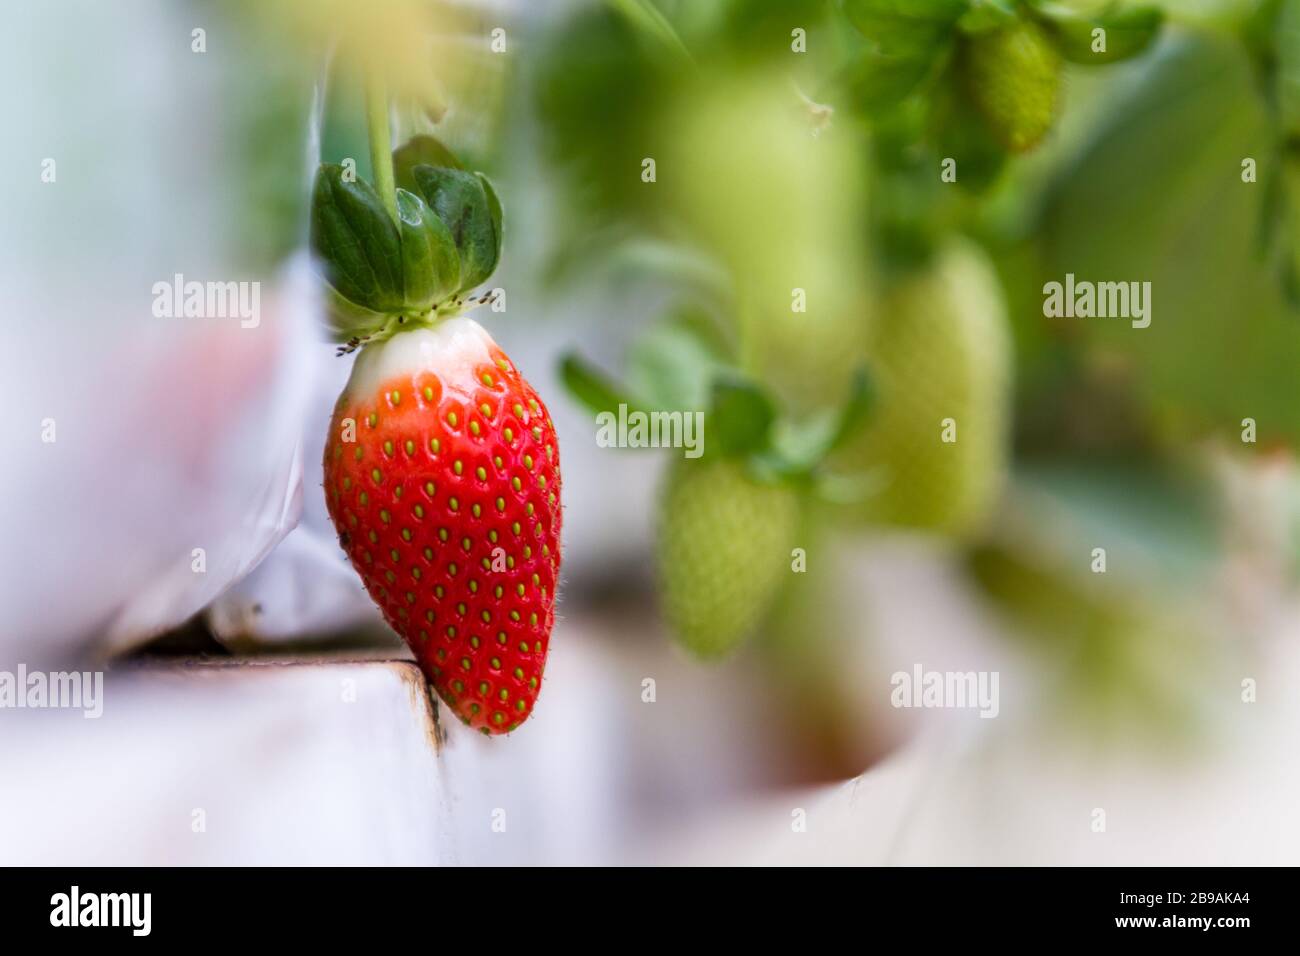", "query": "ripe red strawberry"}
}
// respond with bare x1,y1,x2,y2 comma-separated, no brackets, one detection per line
323,317,561,734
